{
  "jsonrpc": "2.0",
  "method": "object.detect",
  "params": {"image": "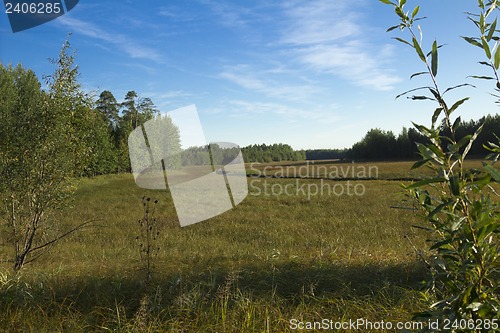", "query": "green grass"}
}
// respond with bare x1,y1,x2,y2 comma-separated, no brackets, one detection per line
0,162,455,332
